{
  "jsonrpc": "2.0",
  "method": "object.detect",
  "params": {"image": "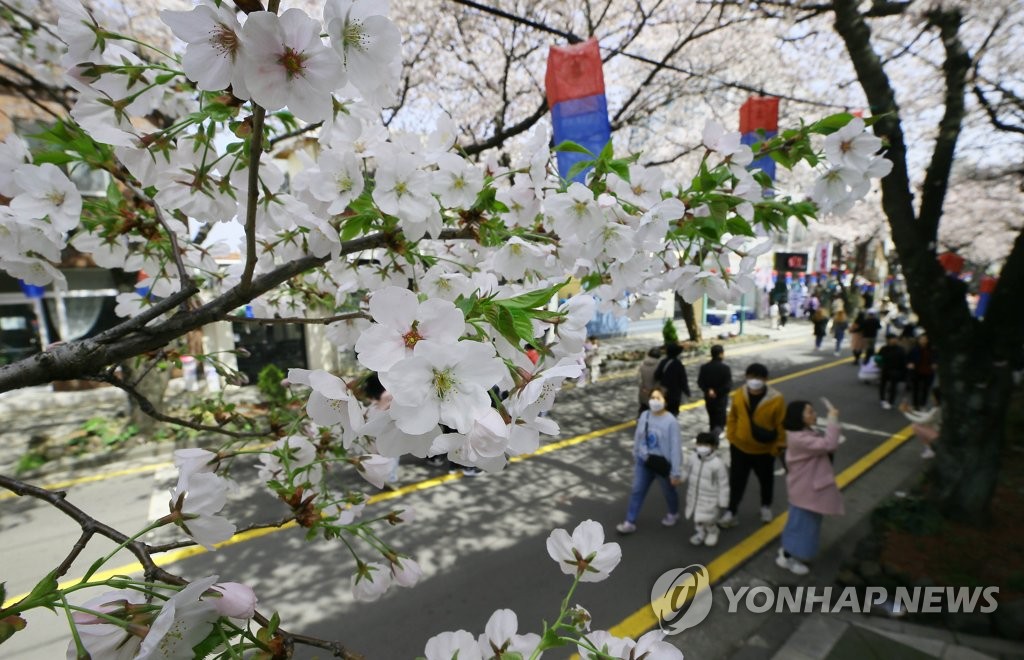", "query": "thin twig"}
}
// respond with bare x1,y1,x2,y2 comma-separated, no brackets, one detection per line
98,373,271,439
119,177,193,290
226,312,370,325
146,516,297,554
92,285,200,345
240,105,267,291
54,530,95,580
